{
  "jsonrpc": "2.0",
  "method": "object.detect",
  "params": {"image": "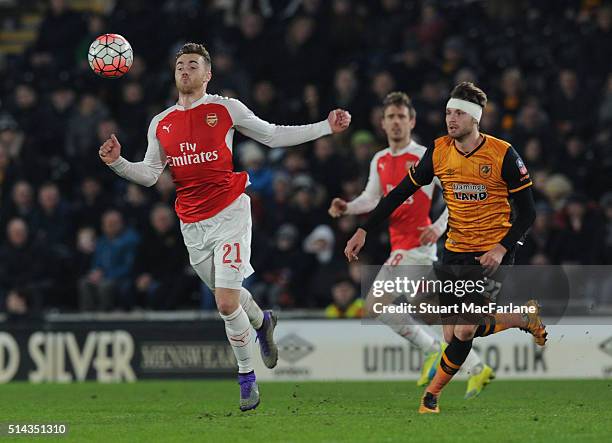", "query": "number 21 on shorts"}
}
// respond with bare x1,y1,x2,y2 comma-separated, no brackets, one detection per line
222,243,242,264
